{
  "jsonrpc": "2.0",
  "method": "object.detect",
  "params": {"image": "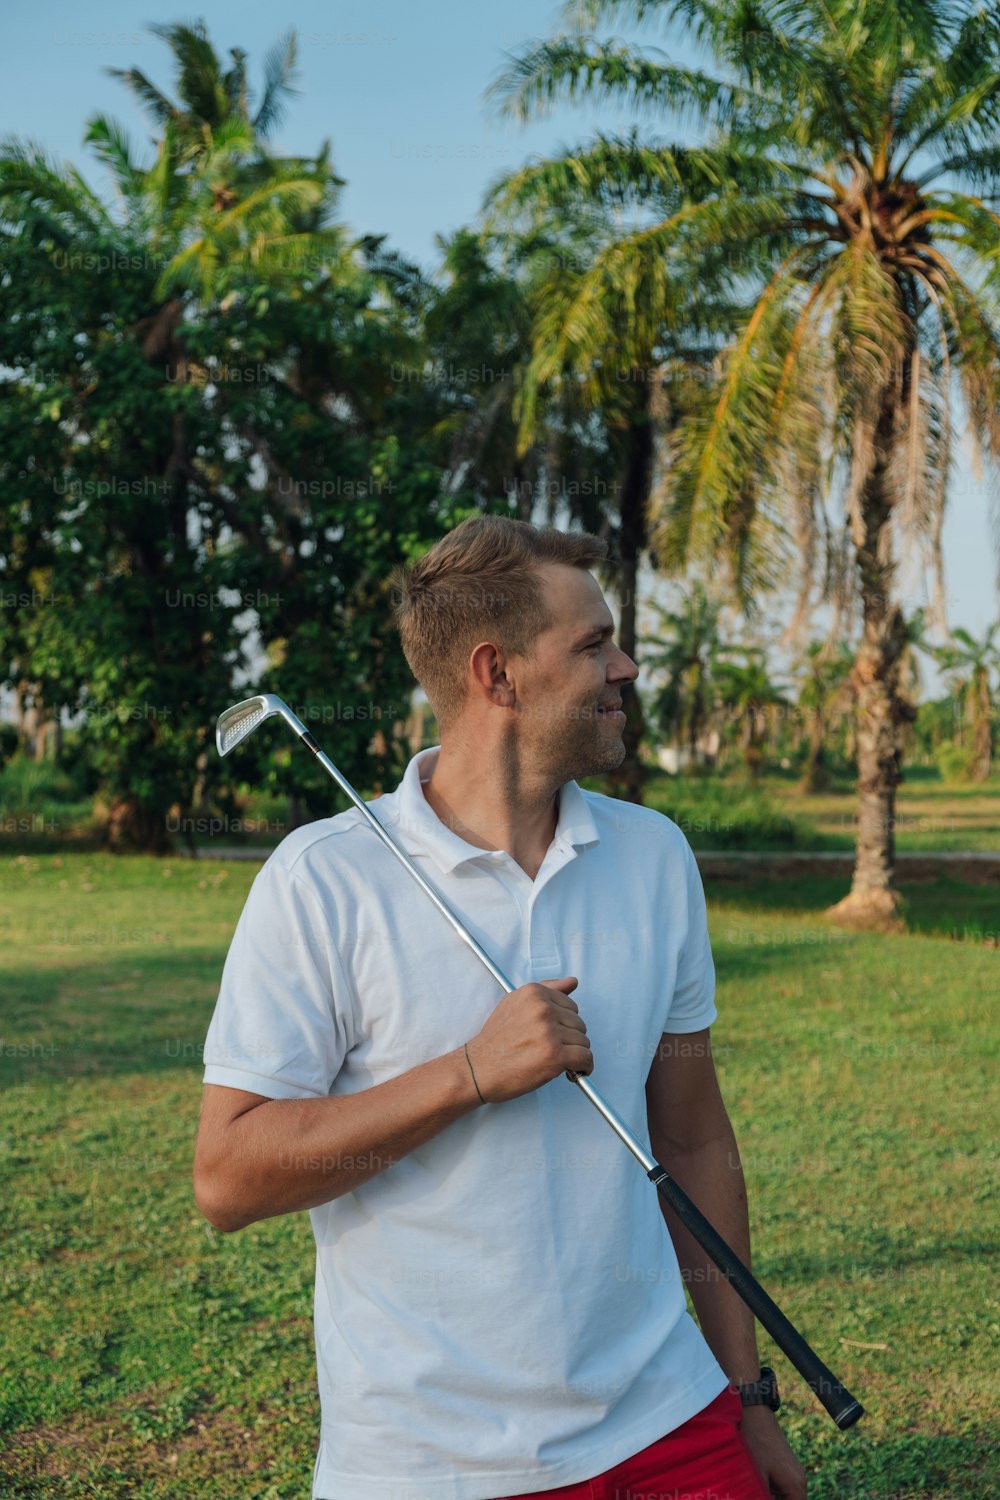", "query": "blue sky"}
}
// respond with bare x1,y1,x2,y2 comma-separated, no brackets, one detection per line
3,0,998,687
